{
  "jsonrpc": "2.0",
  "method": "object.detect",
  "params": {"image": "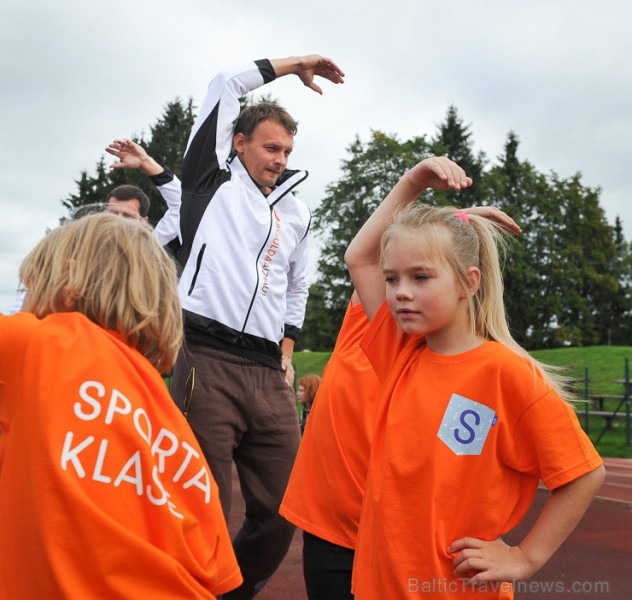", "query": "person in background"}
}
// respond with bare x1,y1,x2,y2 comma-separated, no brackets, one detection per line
9,177,178,315
106,139,182,248
105,184,150,221
0,213,242,598
280,293,374,600
297,374,321,434
344,156,605,599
